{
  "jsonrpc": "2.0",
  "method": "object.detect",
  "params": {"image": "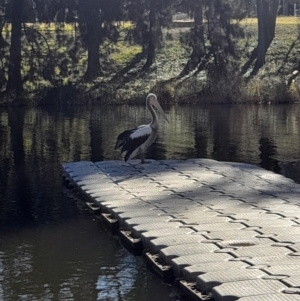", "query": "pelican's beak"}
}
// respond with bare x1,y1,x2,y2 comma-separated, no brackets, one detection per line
153,99,170,123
